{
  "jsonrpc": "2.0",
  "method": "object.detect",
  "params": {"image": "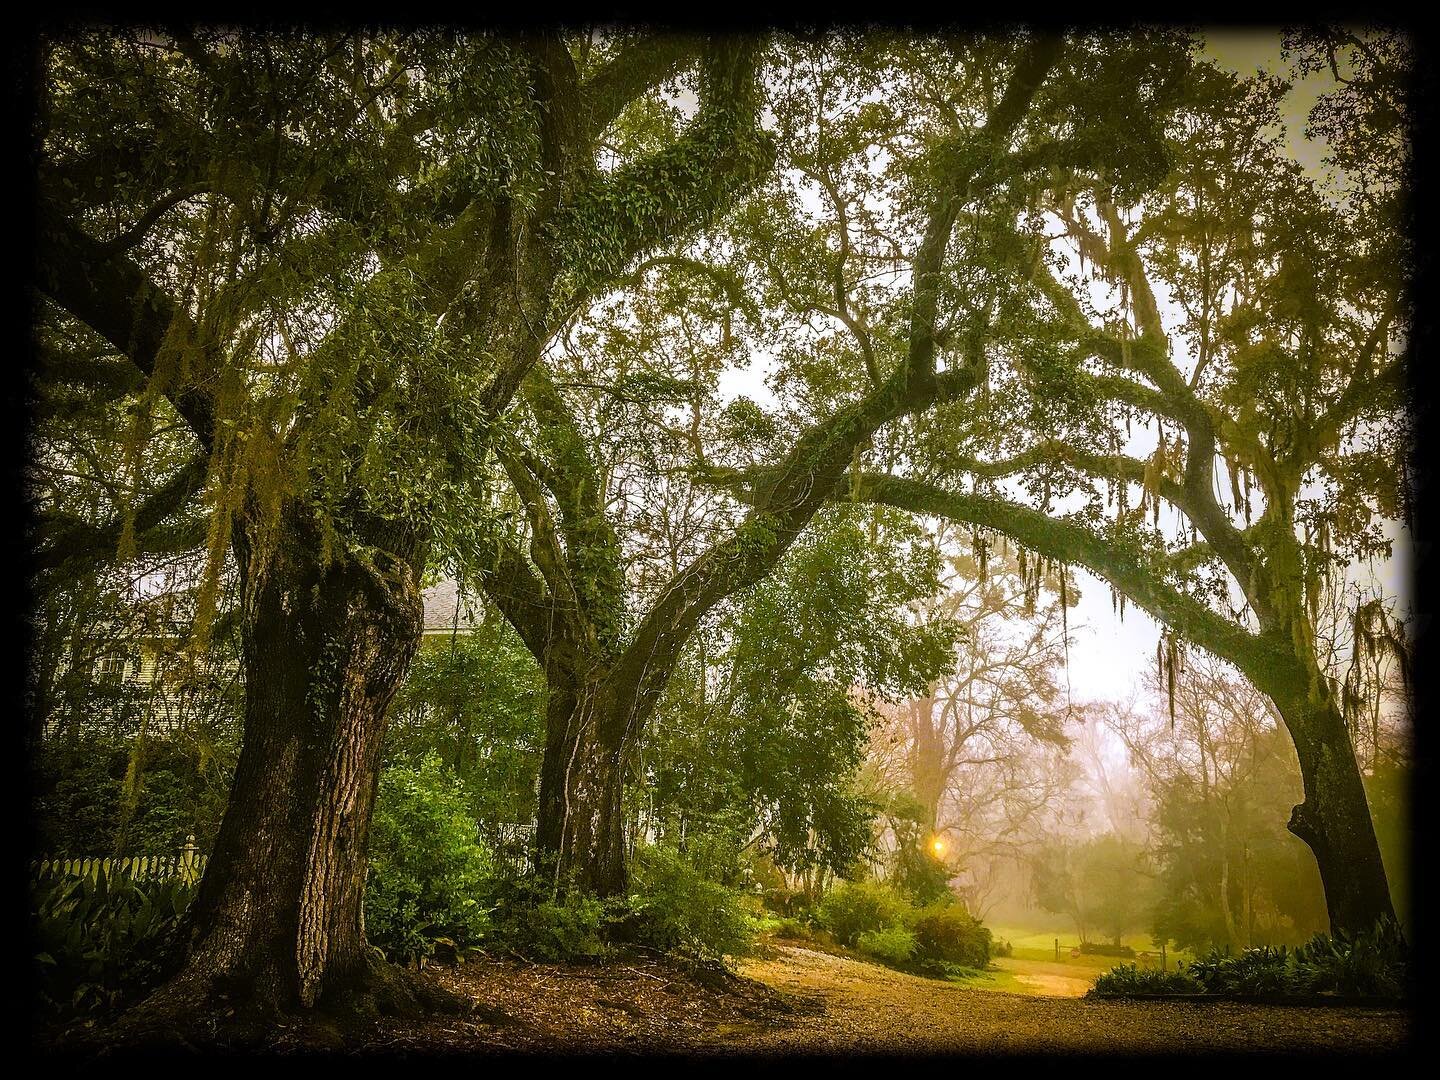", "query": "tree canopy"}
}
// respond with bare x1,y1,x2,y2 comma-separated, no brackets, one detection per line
25,25,1414,1038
